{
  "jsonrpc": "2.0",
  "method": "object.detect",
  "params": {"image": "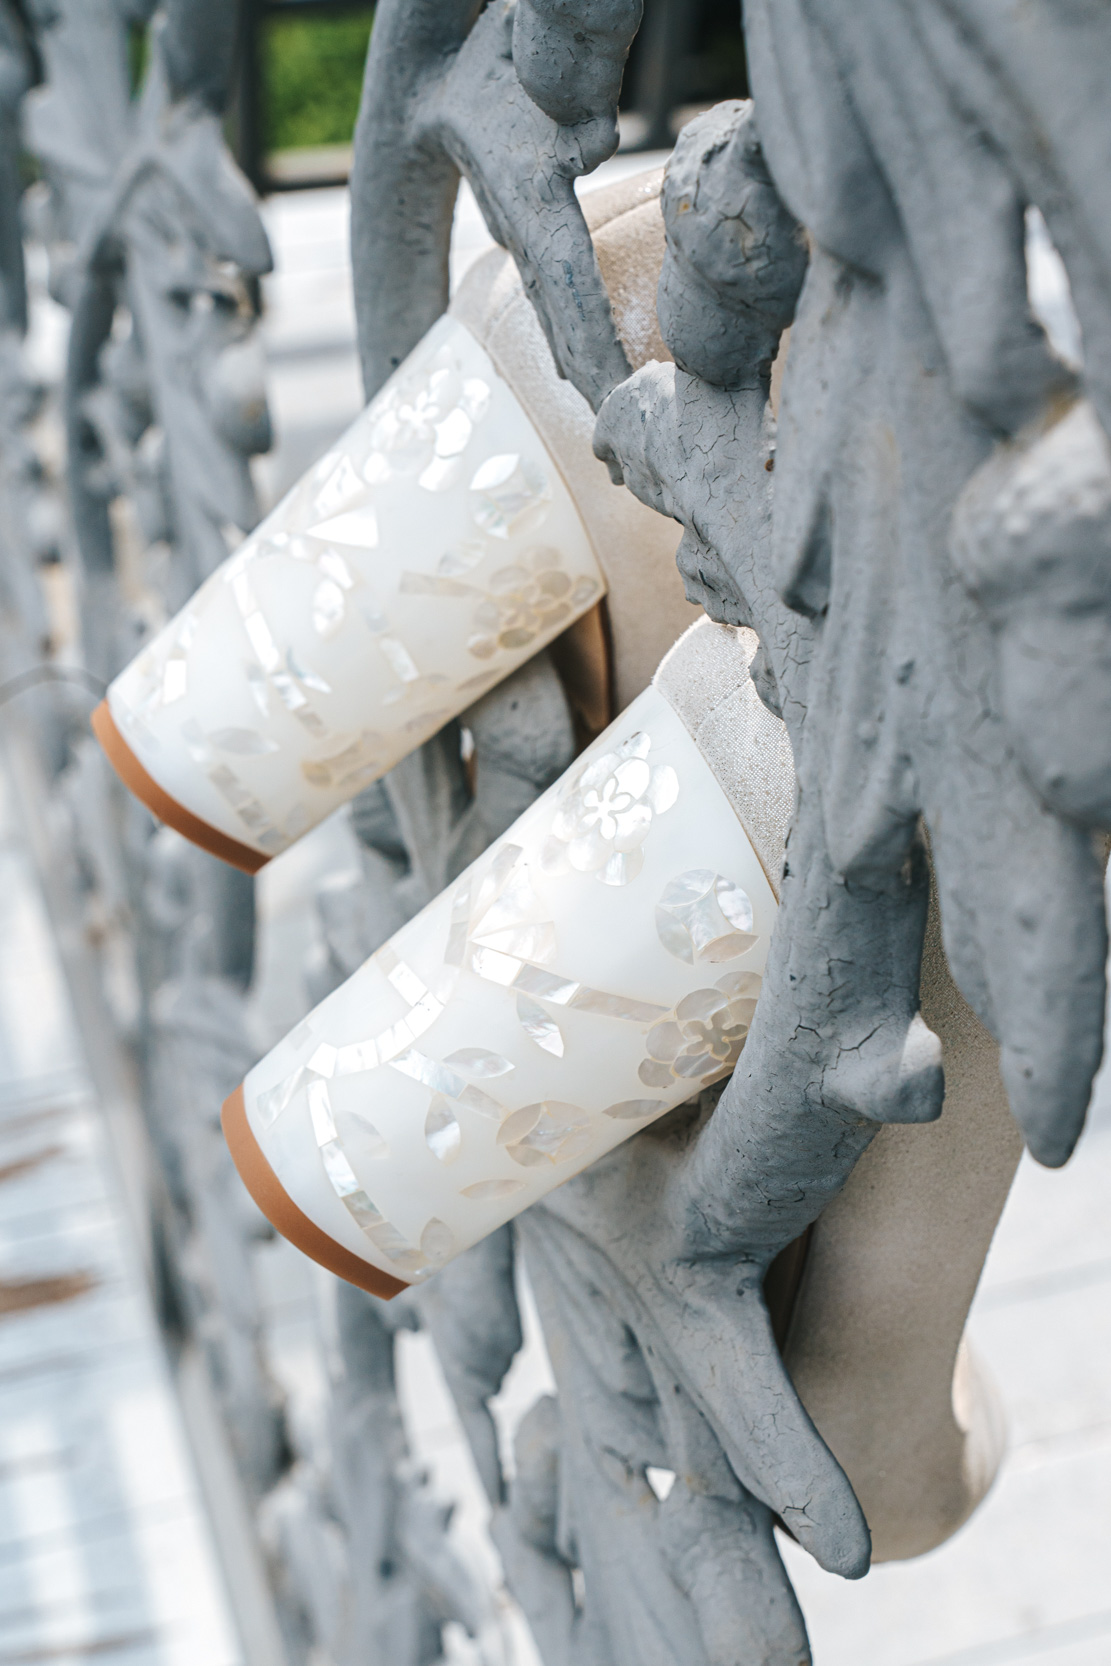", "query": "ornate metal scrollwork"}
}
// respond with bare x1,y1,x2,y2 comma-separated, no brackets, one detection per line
25,0,272,673
348,4,1111,1662
8,3,1104,1662
18,0,283,1493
